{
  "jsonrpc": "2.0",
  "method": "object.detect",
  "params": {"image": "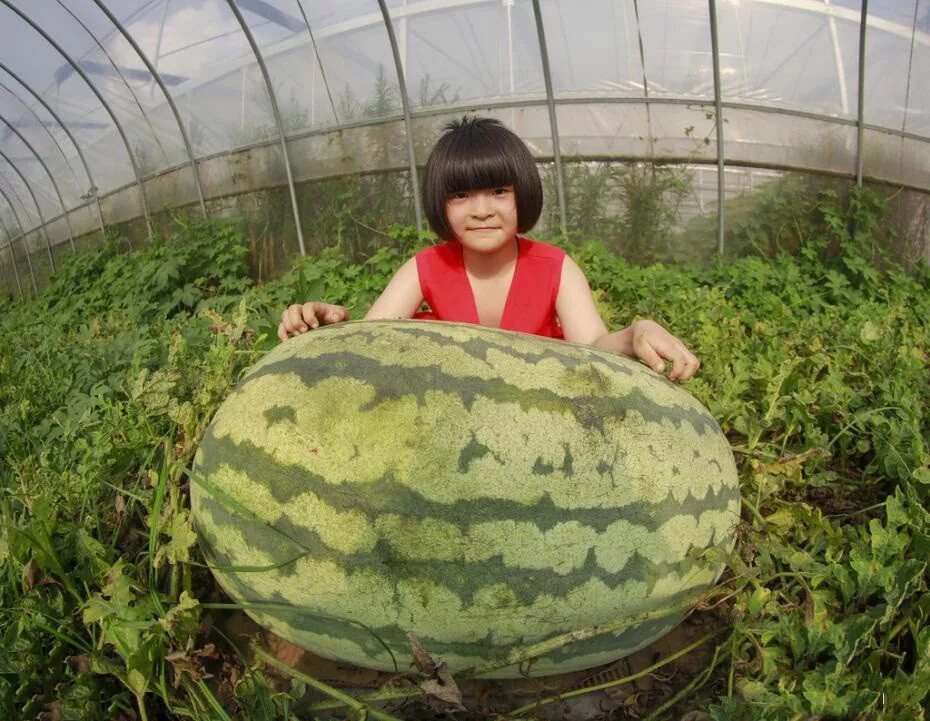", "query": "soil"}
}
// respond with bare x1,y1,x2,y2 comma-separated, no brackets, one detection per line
217,603,733,720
